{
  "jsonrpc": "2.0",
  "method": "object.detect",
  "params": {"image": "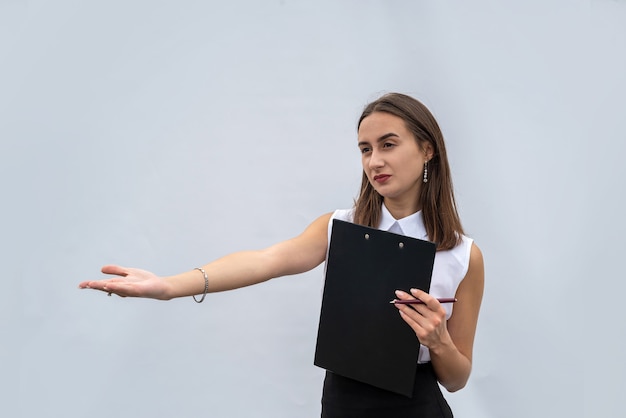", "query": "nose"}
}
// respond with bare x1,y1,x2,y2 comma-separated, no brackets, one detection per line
368,149,384,170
